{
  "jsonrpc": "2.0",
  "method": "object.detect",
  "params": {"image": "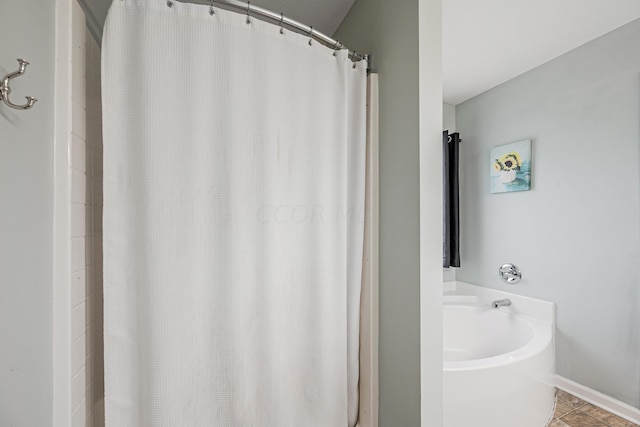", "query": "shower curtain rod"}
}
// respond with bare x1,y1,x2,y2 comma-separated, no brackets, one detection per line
177,0,371,71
